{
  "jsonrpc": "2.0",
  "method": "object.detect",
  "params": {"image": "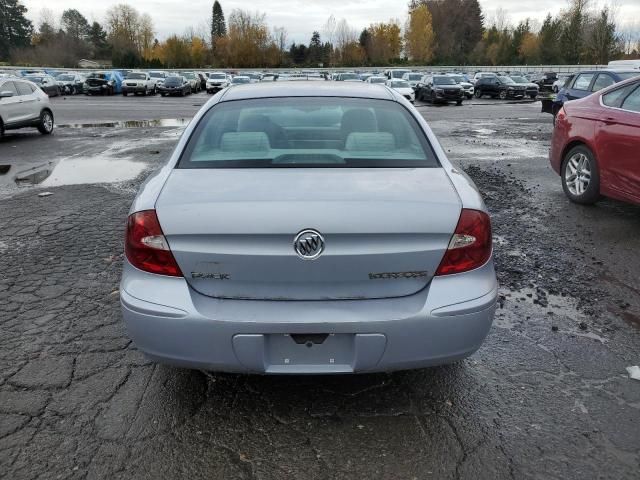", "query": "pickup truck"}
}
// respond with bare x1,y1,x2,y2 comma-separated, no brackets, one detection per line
122,72,157,96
